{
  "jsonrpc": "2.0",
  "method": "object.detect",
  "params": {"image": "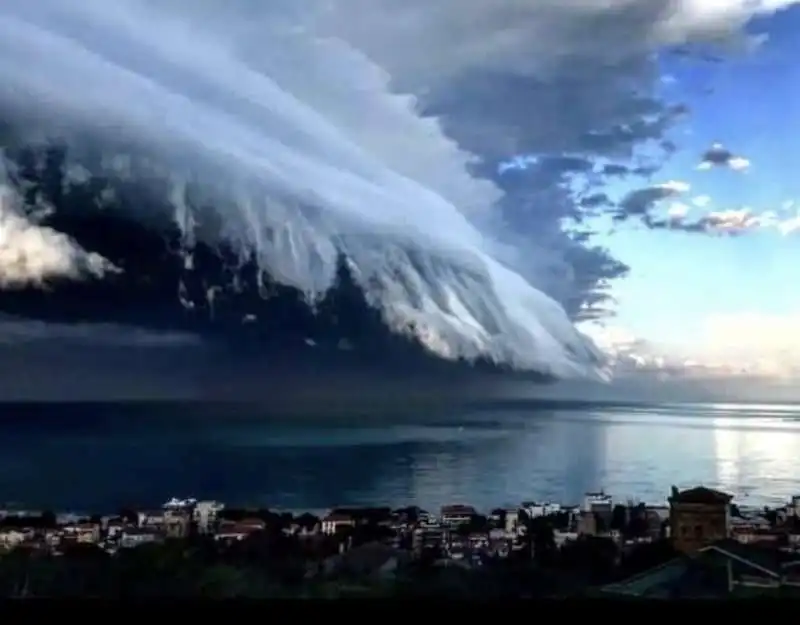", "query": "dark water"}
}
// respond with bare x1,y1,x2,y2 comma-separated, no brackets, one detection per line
0,401,799,513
